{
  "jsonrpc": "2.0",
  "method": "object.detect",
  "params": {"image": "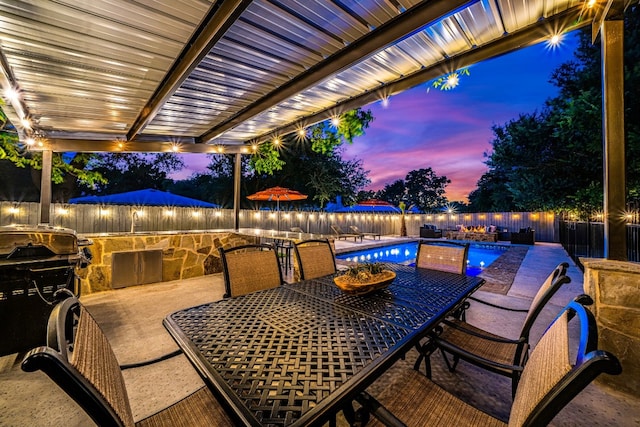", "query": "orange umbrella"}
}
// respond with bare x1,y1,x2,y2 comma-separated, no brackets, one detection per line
247,186,308,230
